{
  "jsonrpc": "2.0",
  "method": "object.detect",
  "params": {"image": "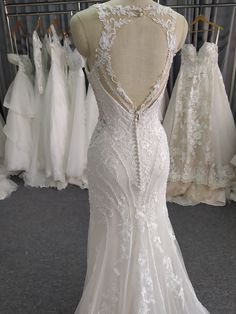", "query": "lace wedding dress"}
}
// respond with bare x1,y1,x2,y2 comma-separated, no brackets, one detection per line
163,42,236,206
74,3,210,313
23,30,48,188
